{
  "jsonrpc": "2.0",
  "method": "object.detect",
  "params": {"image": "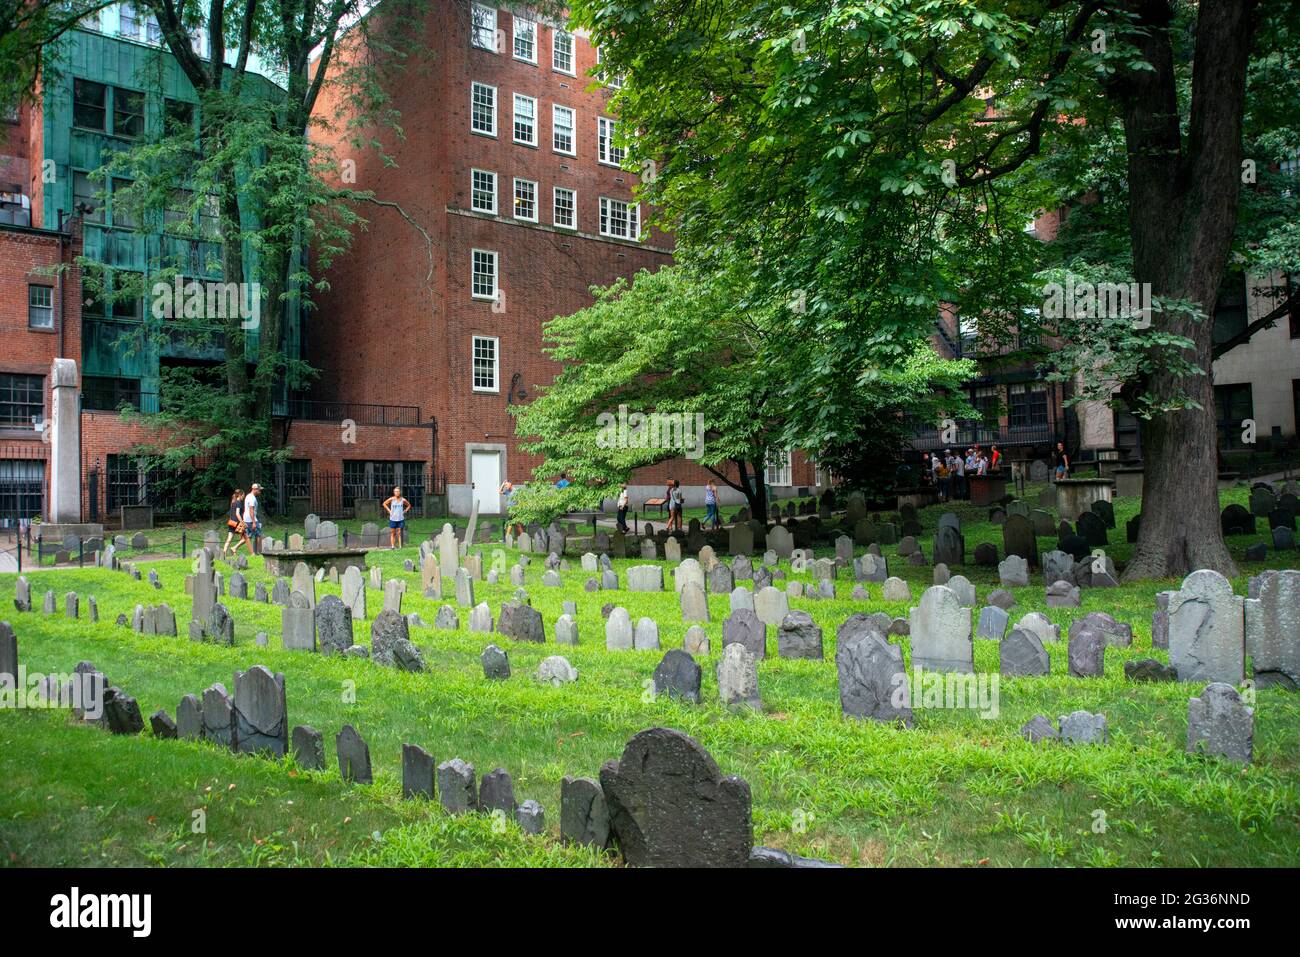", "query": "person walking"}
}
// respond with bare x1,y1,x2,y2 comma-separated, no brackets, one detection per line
500,480,523,538
990,444,1002,471
670,479,685,532
936,454,950,502
221,489,244,556
616,483,630,533
704,480,720,529
382,486,411,549
239,483,262,556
